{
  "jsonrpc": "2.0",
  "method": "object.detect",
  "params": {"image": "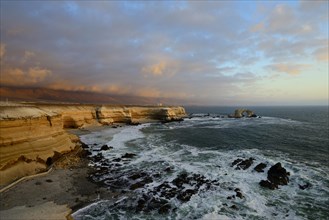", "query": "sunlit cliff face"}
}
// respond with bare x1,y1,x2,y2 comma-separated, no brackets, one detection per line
0,1,328,105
